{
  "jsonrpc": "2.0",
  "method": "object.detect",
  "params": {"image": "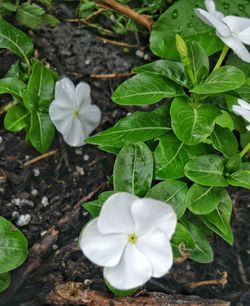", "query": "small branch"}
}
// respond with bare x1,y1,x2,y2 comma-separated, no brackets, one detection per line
84,8,108,21
24,150,57,167
188,272,228,289
96,36,140,48
95,0,153,31
66,18,113,35
91,72,134,78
